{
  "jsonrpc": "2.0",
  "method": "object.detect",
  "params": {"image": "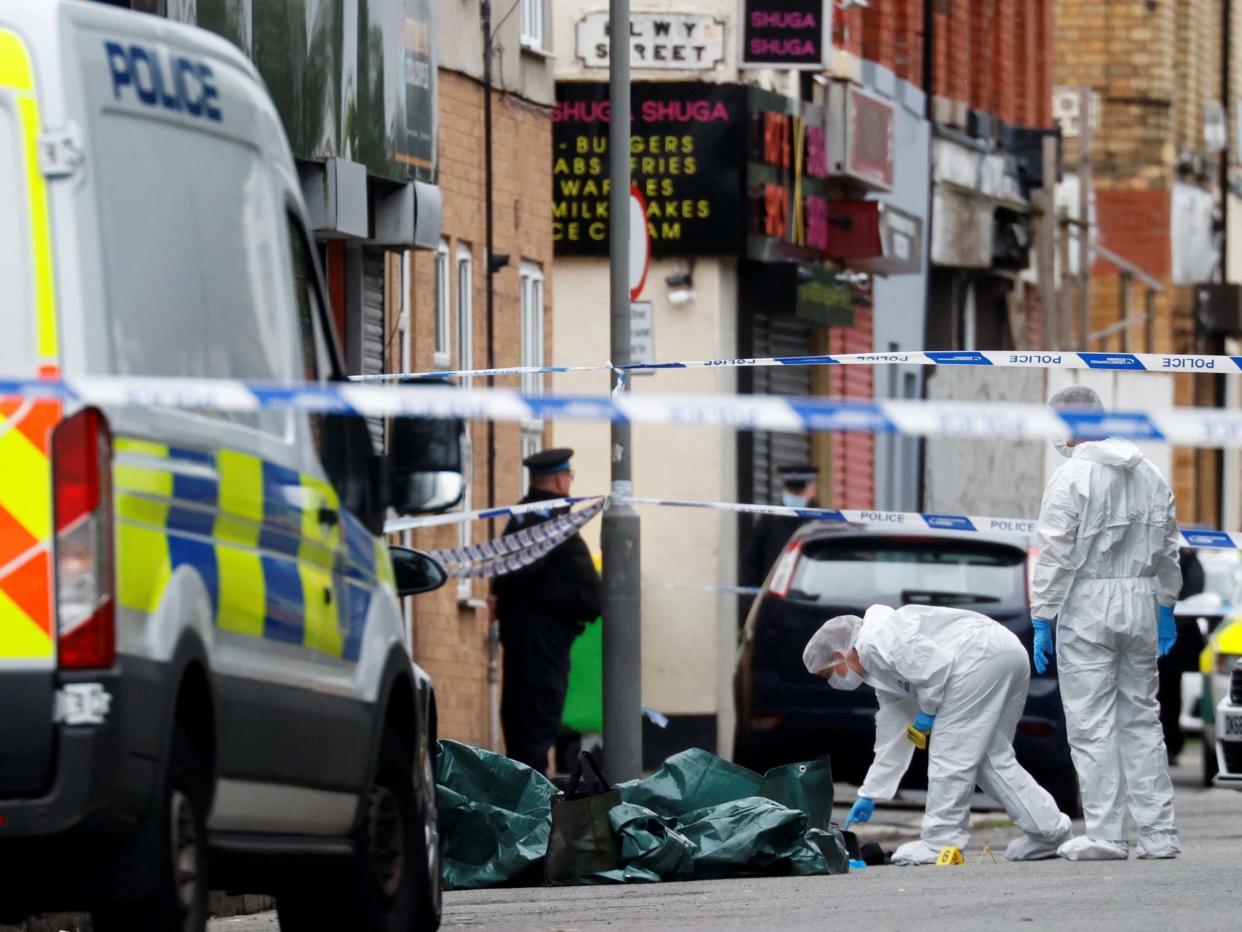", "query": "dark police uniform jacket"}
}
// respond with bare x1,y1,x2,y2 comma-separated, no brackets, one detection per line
739,501,820,590
492,488,602,727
